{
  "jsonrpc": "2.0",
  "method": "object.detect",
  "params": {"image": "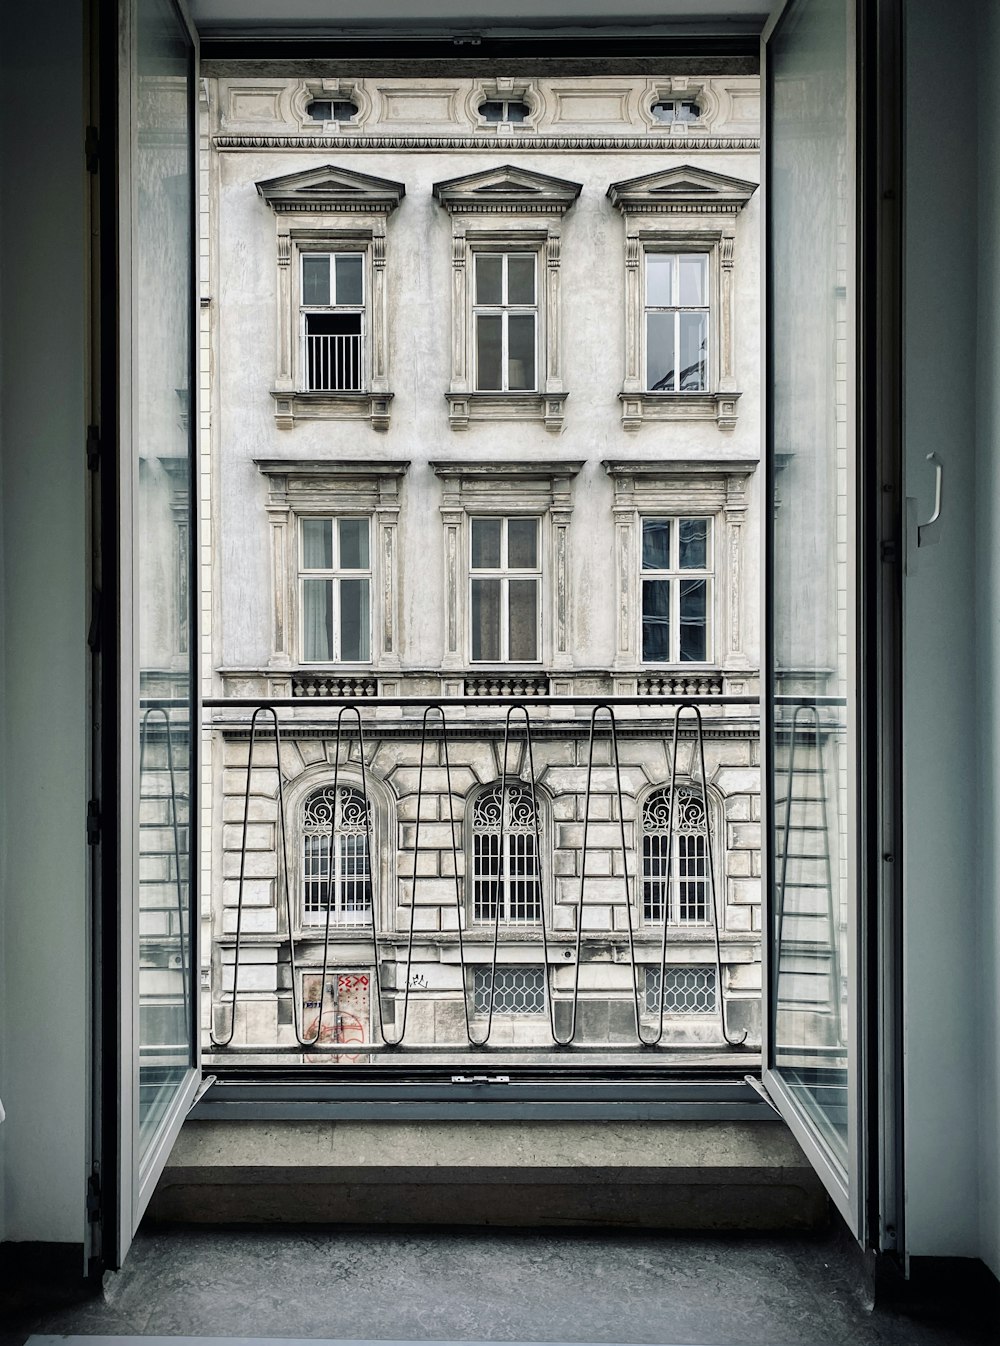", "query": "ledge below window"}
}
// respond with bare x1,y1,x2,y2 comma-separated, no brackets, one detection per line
619,390,740,431
271,389,394,432
446,390,567,433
